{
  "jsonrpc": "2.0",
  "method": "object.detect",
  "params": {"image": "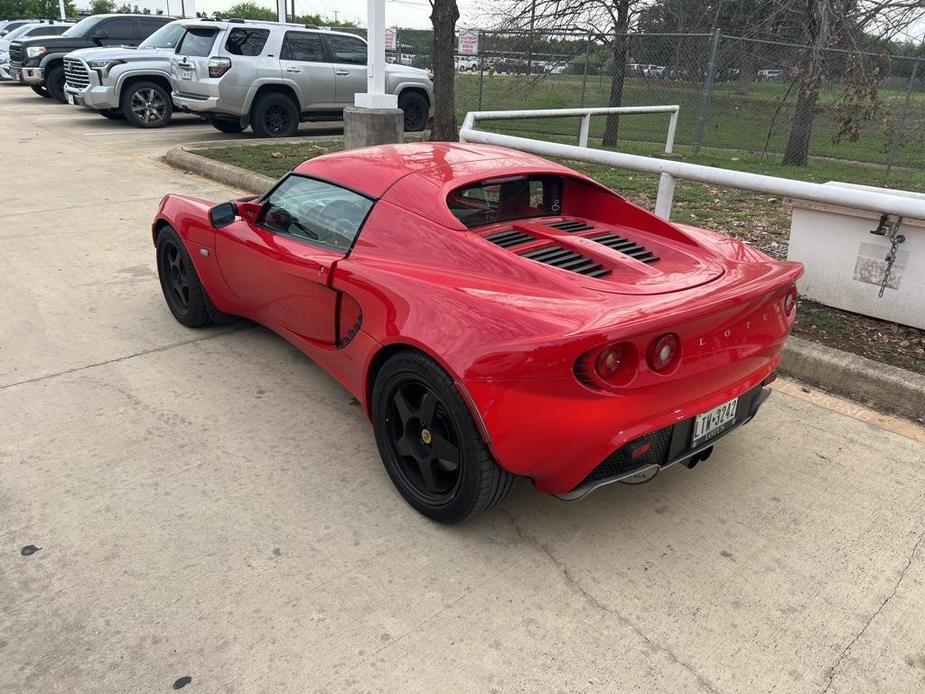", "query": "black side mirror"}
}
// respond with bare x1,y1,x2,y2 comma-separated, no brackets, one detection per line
92,29,108,41
209,201,237,228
